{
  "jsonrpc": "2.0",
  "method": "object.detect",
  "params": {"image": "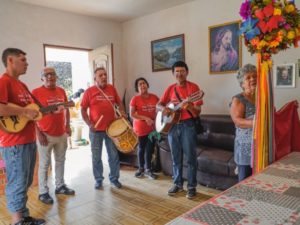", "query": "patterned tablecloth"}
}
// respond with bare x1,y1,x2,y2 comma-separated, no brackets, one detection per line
167,152,300,225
